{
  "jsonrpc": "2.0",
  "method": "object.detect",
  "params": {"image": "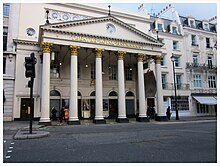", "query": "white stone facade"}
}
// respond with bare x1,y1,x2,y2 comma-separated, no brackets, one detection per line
3,3,217,122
